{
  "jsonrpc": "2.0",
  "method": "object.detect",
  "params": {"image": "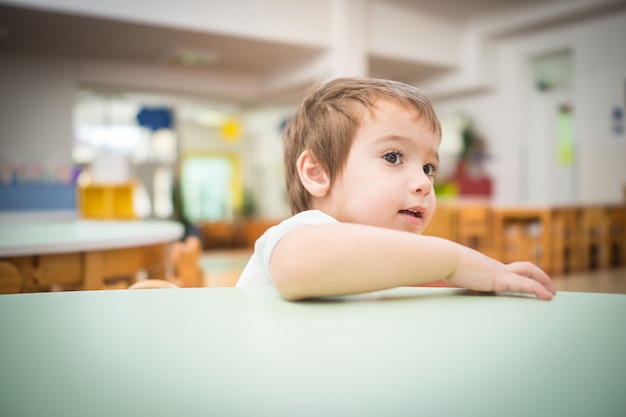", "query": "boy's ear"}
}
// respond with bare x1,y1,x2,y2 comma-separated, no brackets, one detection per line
297,150,330,198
